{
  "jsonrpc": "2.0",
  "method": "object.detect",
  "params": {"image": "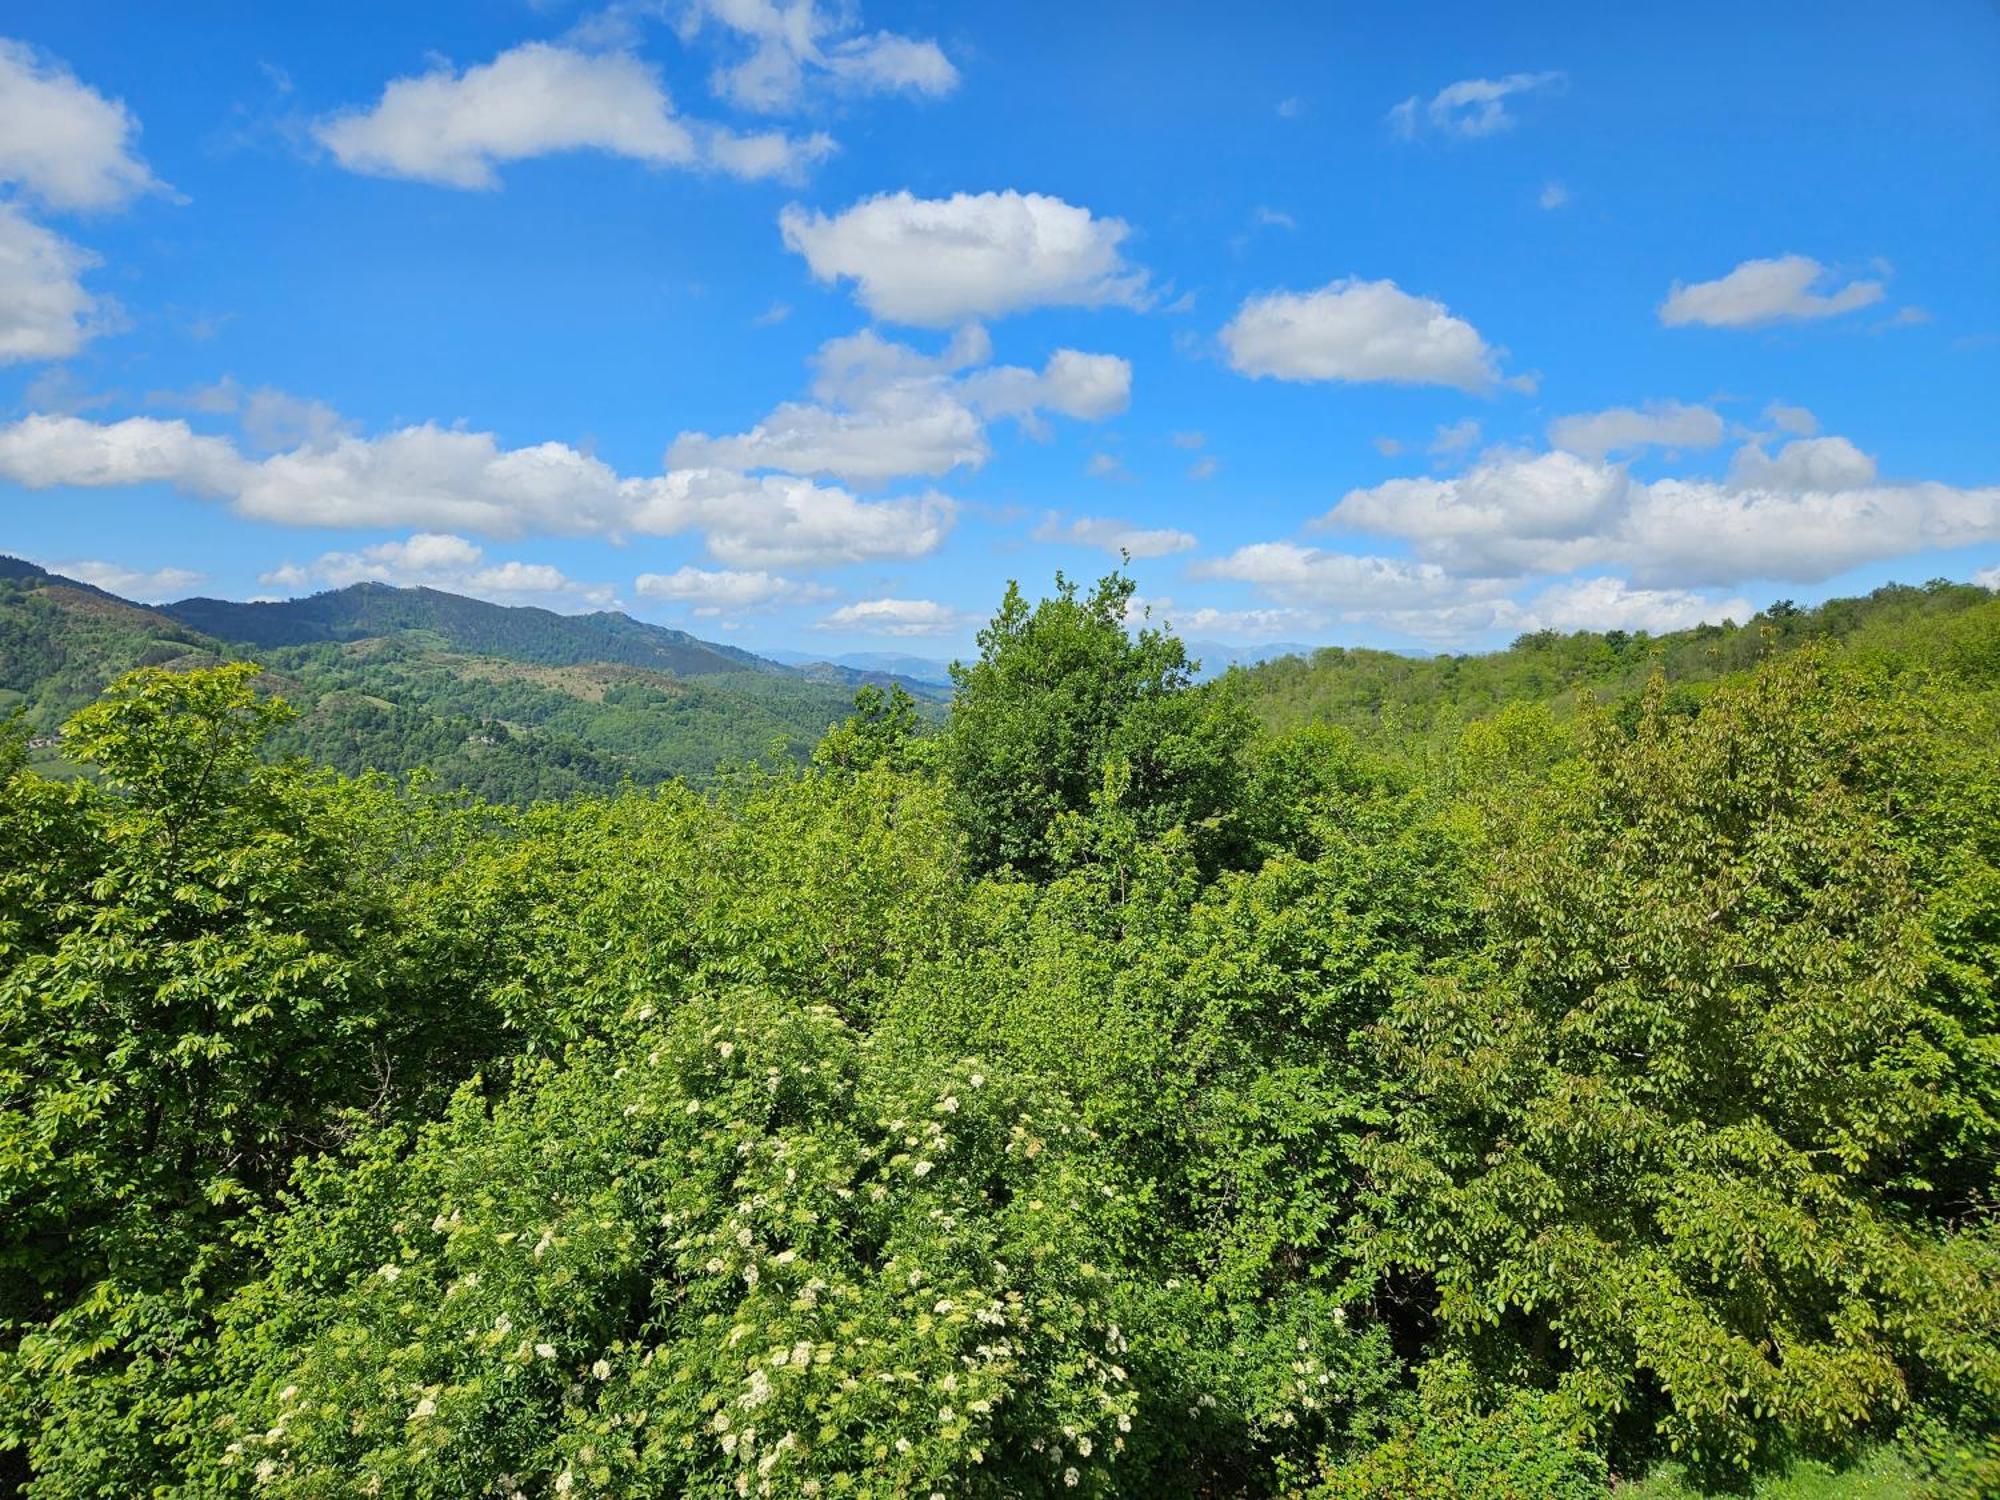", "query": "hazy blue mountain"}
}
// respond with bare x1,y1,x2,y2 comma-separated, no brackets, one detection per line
763,648,959,686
